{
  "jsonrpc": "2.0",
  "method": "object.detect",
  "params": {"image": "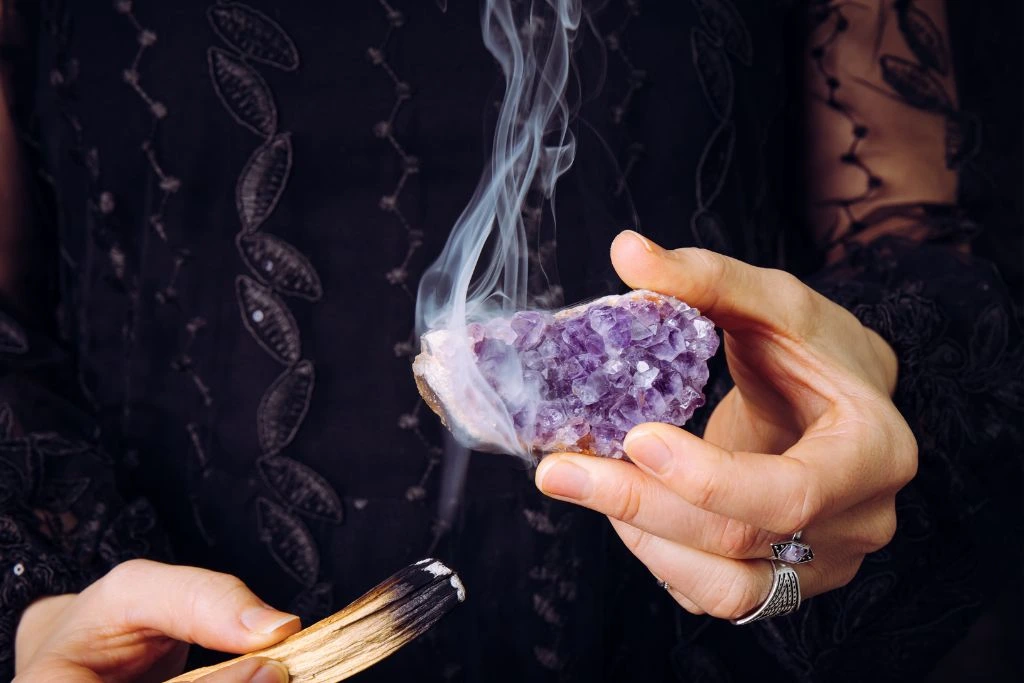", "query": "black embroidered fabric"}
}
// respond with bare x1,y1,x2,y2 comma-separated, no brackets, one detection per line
0,2,1020,682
